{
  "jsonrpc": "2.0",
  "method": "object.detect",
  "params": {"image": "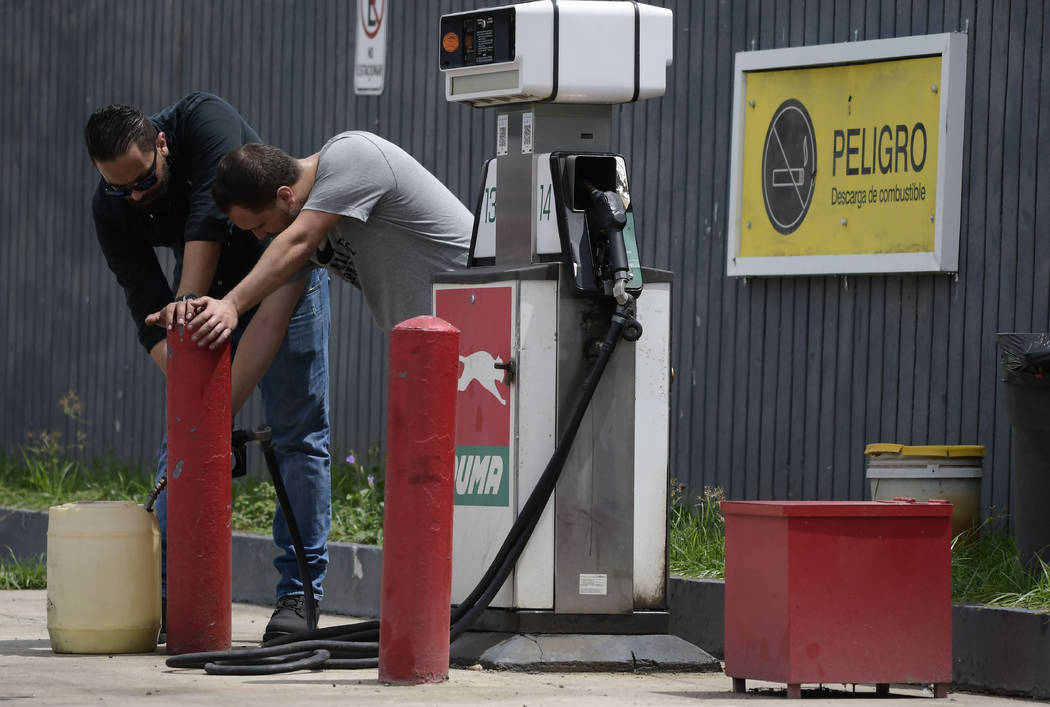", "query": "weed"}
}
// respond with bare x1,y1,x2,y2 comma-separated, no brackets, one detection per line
230,479,279,536
951,516,1050,610
330,445,385,545
669,482,725,579
0,550,46,590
